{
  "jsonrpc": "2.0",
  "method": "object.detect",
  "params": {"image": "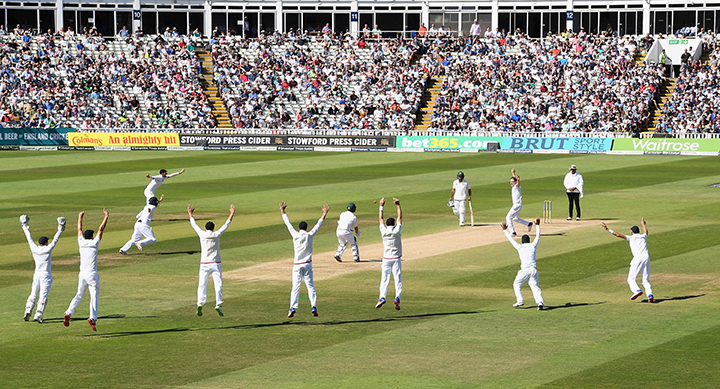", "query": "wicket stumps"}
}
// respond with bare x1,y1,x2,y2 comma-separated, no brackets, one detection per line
543,200,552,224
